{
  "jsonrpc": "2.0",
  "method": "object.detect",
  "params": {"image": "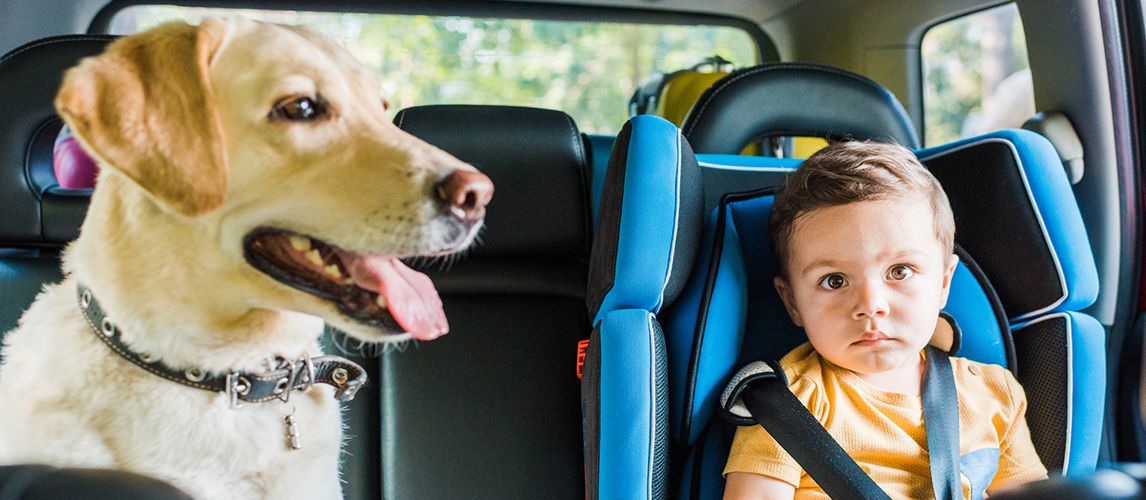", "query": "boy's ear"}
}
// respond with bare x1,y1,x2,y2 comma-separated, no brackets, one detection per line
937,253,960,308
774,276,804,327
